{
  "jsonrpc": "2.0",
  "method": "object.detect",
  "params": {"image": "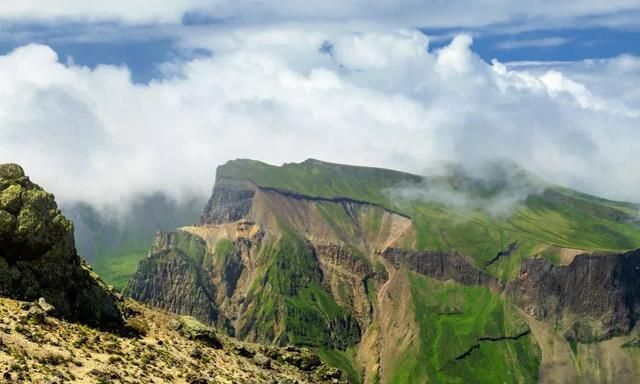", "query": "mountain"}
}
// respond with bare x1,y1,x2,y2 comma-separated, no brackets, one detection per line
0,163,342,383
0,163,122,328
126,158,640,383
